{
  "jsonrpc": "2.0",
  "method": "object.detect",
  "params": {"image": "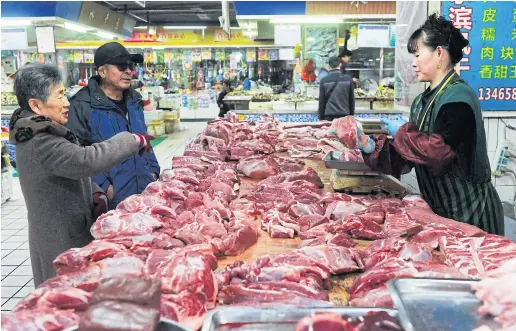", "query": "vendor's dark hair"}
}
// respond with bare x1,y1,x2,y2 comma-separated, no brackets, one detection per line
14,63,62,110
328,56,341,68
407,13,469,66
